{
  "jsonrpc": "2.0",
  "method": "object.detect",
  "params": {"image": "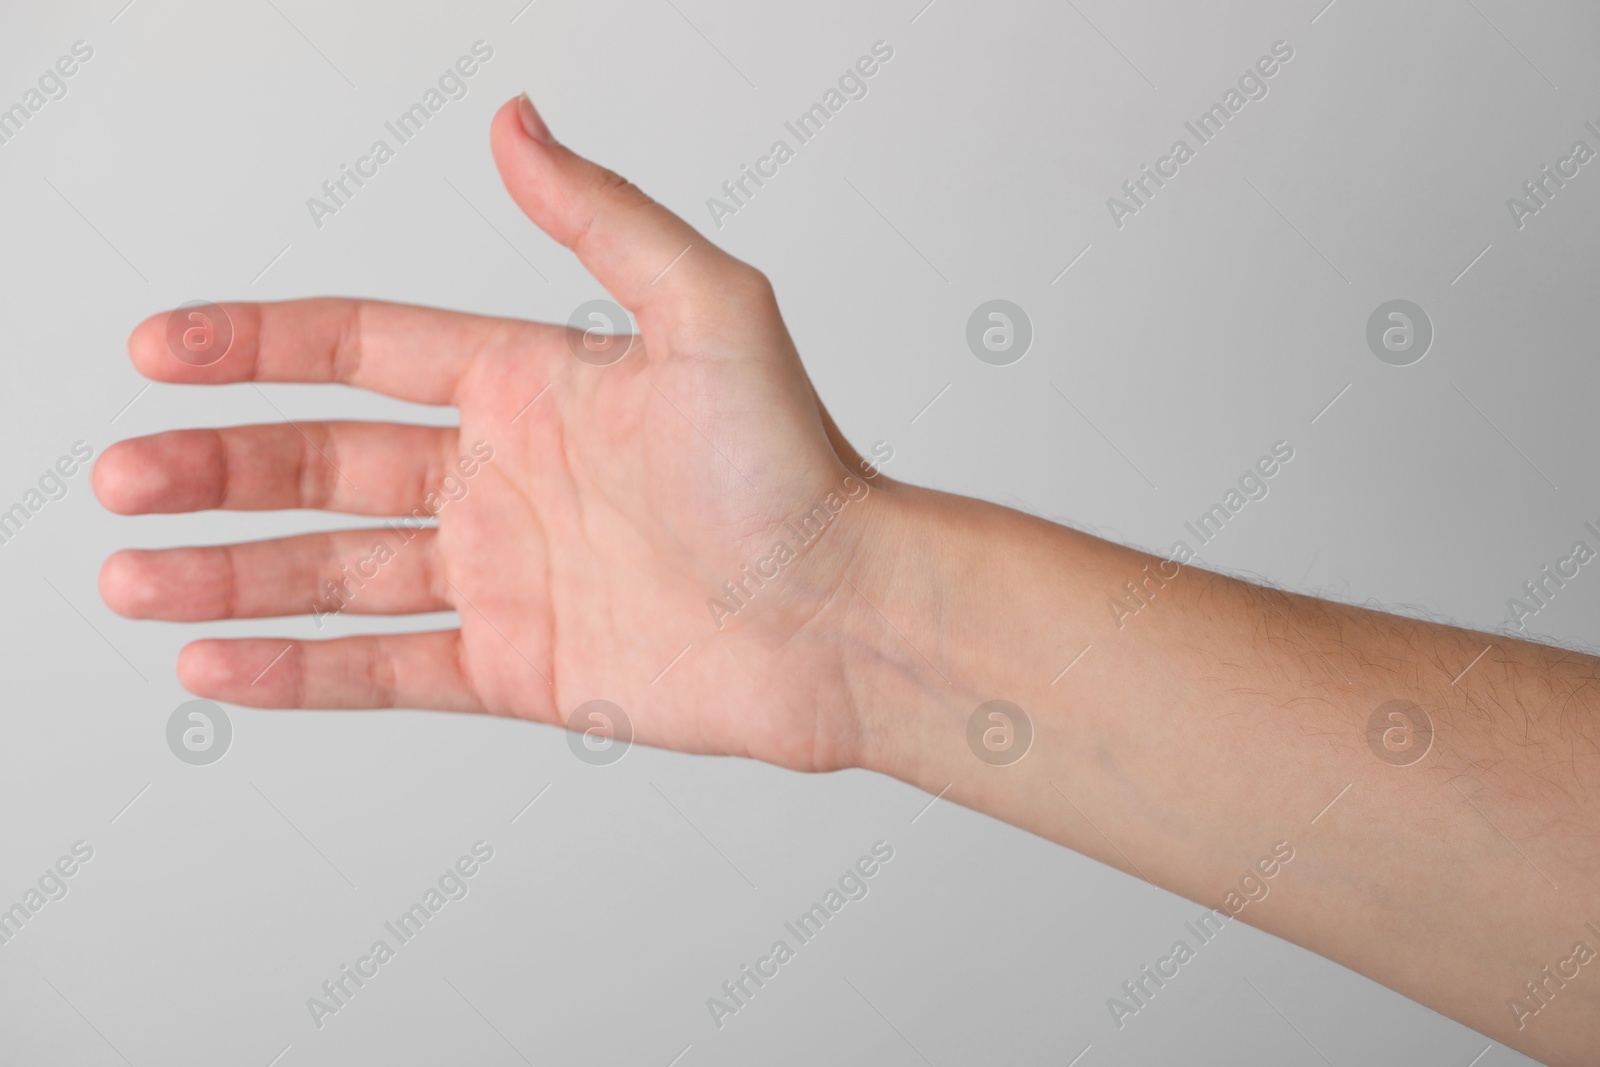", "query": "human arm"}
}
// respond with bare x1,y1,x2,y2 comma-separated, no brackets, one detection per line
93,95,1599,1065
